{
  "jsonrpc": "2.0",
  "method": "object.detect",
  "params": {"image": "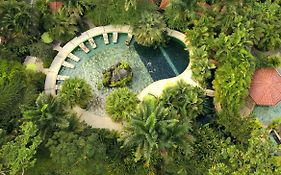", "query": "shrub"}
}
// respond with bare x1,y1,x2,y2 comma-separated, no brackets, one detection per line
59,77,93,109
29,42,55,68
105,88,138,122
28,72,46,92
4,35,33,60
191,47,216,87
0,60,38,129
